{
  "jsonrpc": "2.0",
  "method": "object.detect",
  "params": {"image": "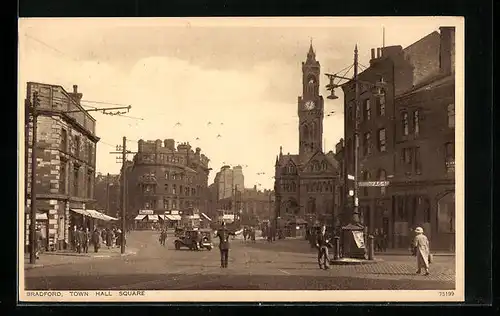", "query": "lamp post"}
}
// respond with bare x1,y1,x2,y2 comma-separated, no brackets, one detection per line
325,45,387,259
